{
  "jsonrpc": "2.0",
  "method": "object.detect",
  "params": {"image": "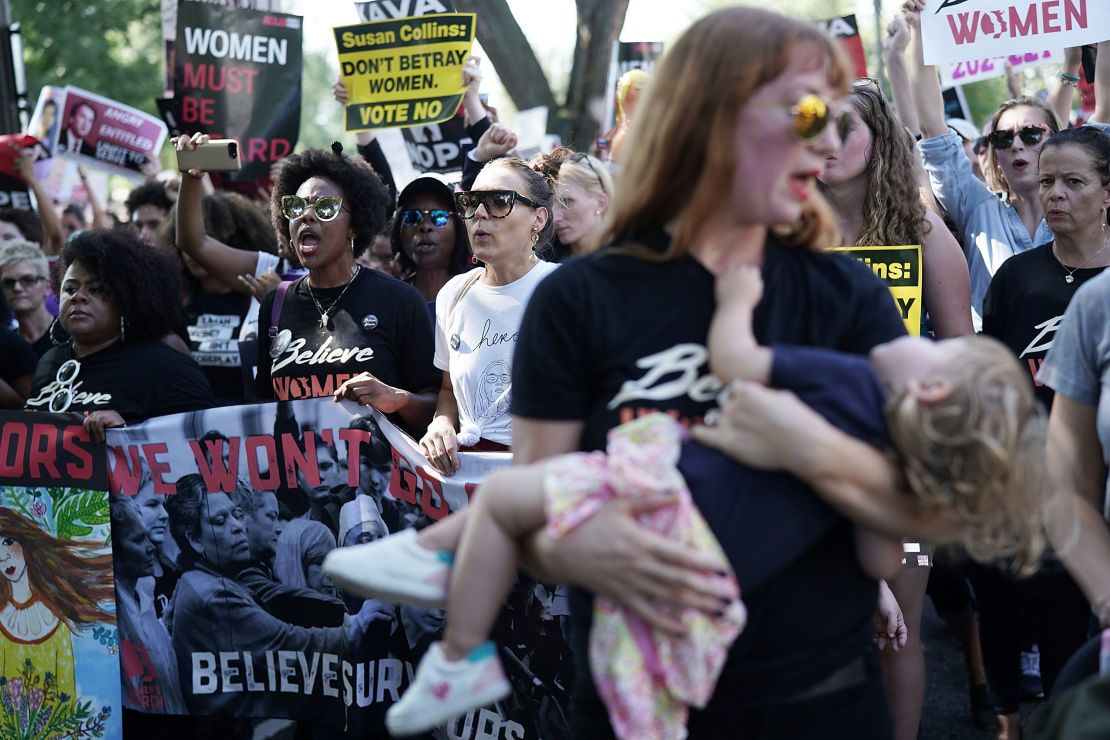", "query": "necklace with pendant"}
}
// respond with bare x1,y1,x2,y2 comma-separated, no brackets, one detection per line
307,266,359,332
1055,238,1109,284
